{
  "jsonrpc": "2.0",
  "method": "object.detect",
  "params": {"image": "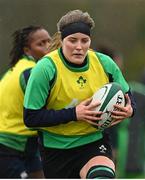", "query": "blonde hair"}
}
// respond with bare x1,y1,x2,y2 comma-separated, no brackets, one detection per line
49,32,62,52
57,9,95,31
49,10,95,52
